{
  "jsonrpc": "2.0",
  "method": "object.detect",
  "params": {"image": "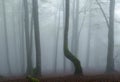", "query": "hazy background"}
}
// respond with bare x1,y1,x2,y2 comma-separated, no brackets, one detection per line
0,0,120,77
